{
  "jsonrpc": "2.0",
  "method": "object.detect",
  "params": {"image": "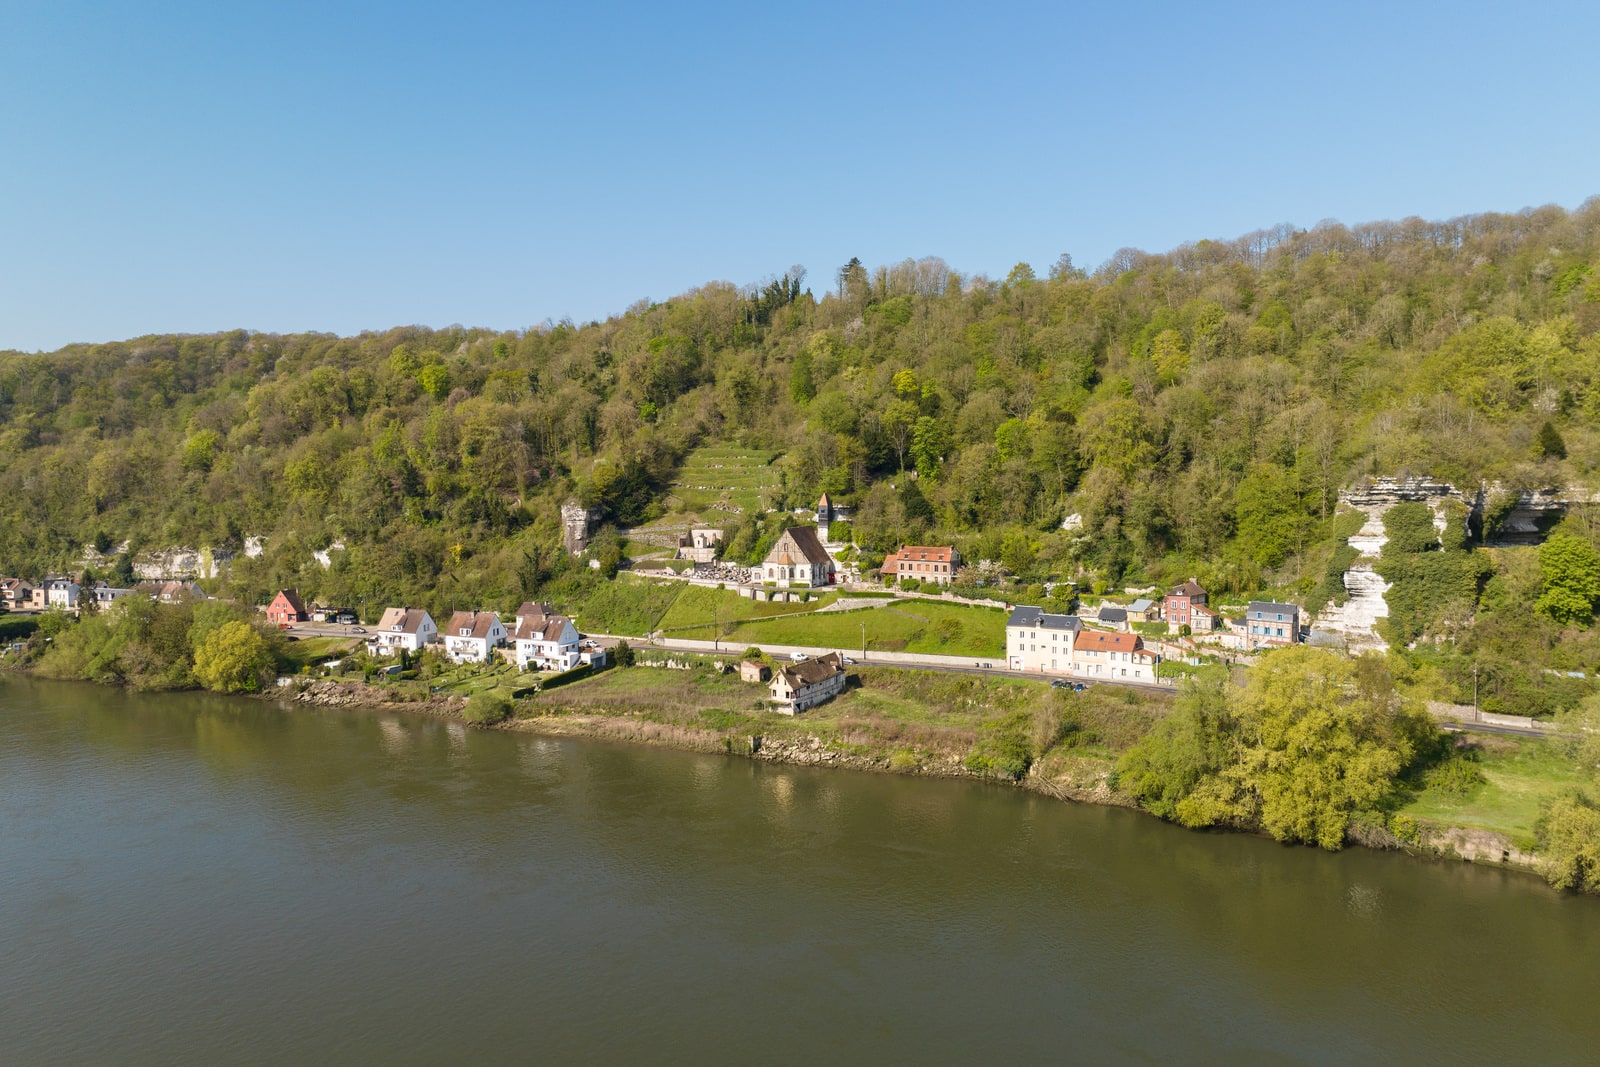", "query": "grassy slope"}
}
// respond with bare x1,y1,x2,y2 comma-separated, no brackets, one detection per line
671,600,1007,657
655,585,838,631
1401,735,1584,845
667,444,781,516
570,577,684,635
521,663,1172,776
